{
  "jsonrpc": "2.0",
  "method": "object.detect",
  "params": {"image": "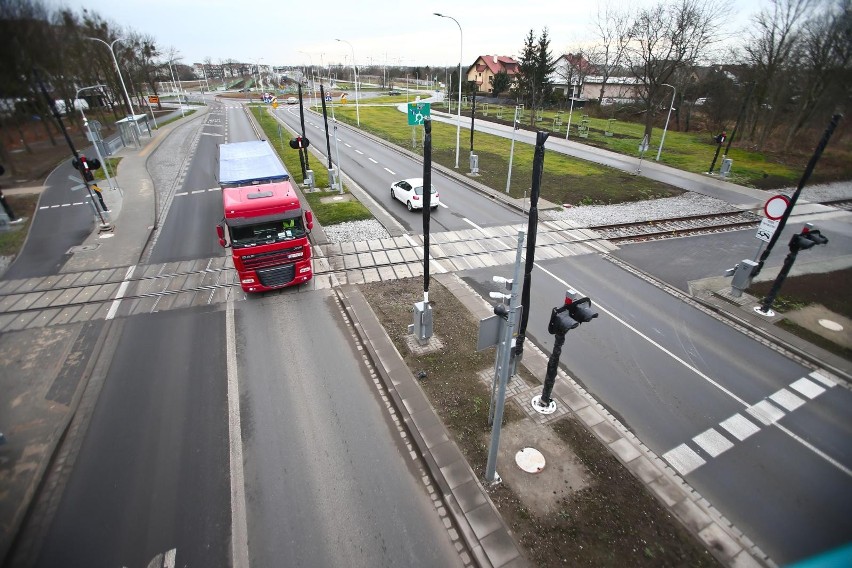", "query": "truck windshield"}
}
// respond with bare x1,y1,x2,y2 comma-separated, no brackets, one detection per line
230,217,306,248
